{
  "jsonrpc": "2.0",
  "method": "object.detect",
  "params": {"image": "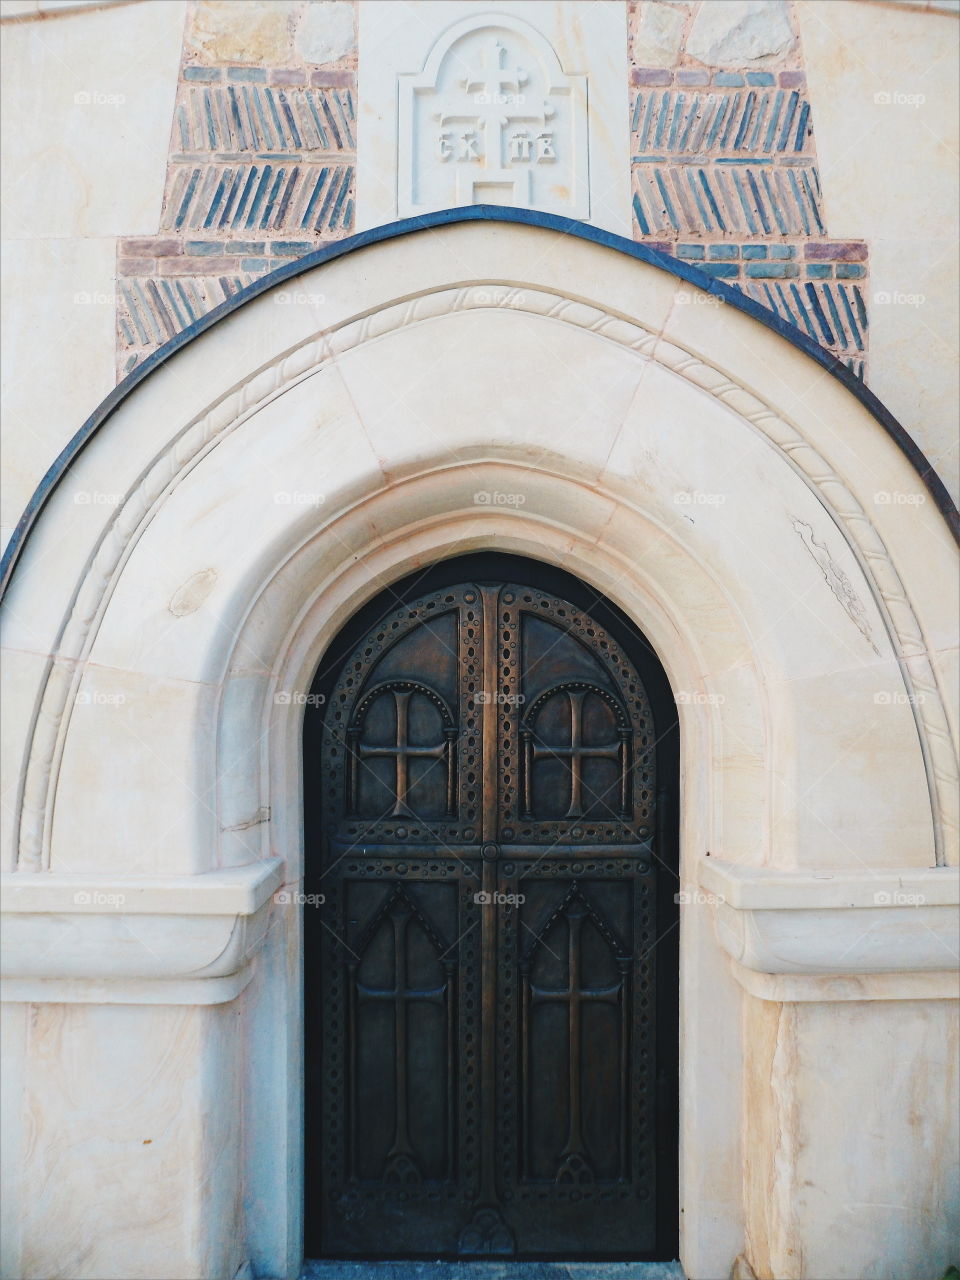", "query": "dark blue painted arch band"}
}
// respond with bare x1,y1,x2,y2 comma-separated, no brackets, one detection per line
1,204,956,599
